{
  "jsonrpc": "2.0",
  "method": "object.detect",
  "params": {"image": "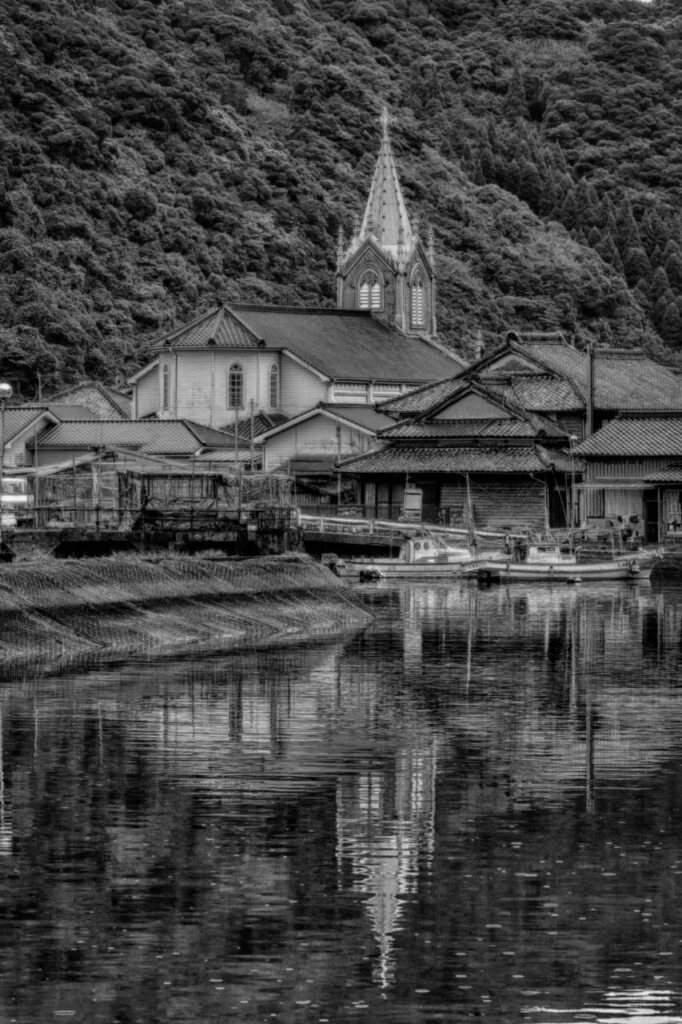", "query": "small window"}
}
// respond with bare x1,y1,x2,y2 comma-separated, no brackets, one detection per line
227,363,244,409
269,362,279,408
358,271,382,310
411,273,424,327
162,364,171,412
